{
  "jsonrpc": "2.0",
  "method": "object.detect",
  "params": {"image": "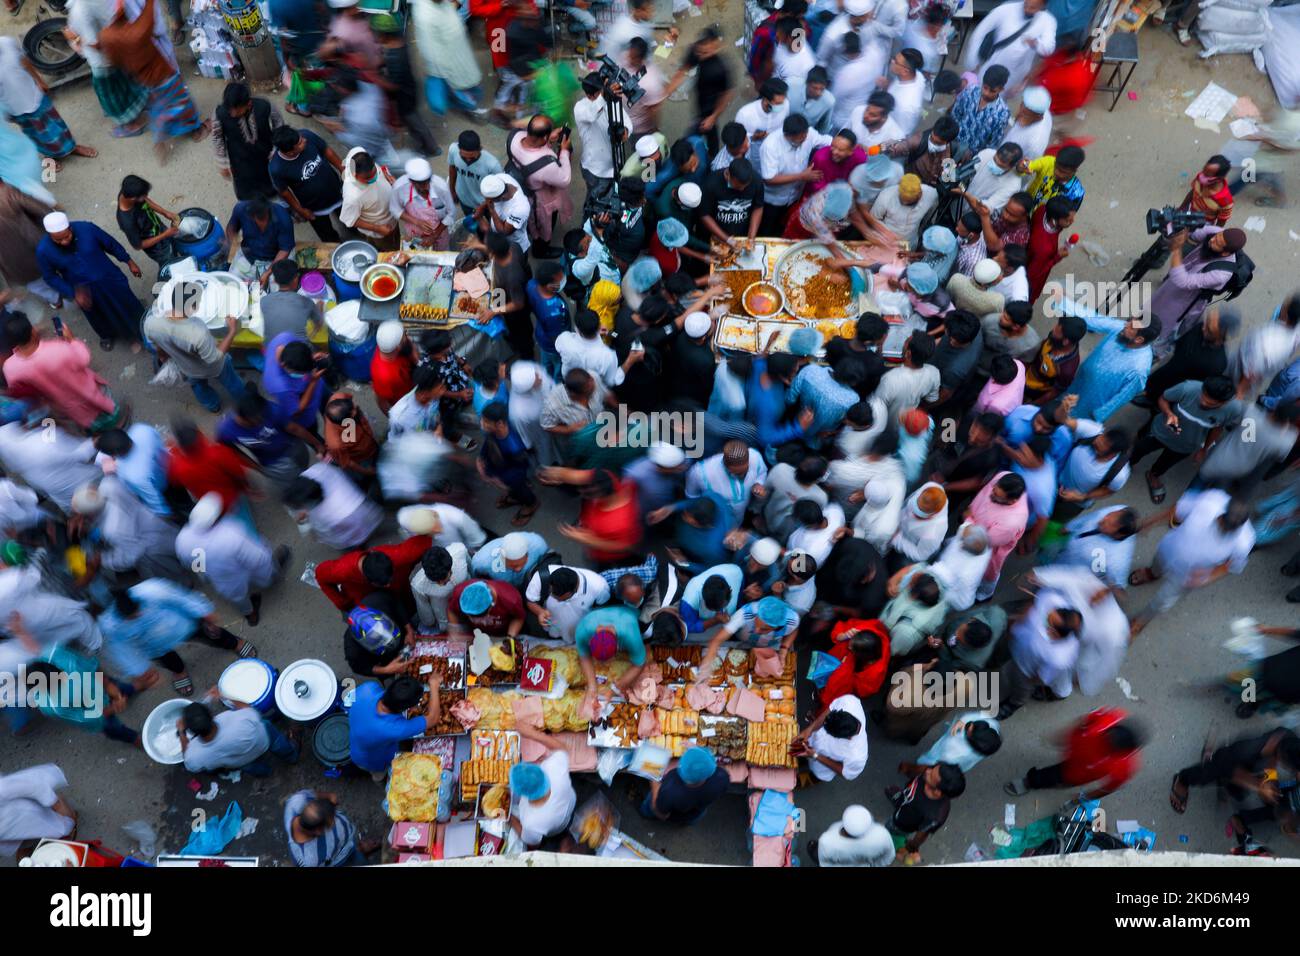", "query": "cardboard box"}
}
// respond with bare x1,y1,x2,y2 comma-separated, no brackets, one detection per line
388,821,433,852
